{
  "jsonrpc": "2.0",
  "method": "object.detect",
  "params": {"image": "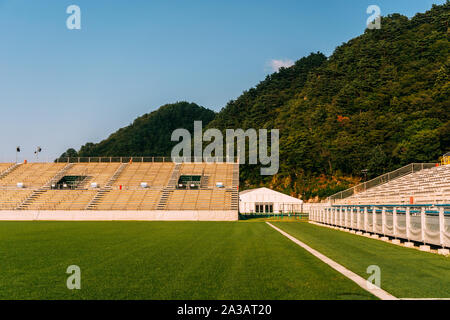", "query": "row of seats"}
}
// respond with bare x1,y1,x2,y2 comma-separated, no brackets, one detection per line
113,163,174,187
0,162,237,190
335,165,450,205
96,190,162,210
26,190,97,210
0,189,233,211
180,163,234,188
0,163,13,175
0,190,32,209
165,190,232,210
0,163,66,188
65,163,121,189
